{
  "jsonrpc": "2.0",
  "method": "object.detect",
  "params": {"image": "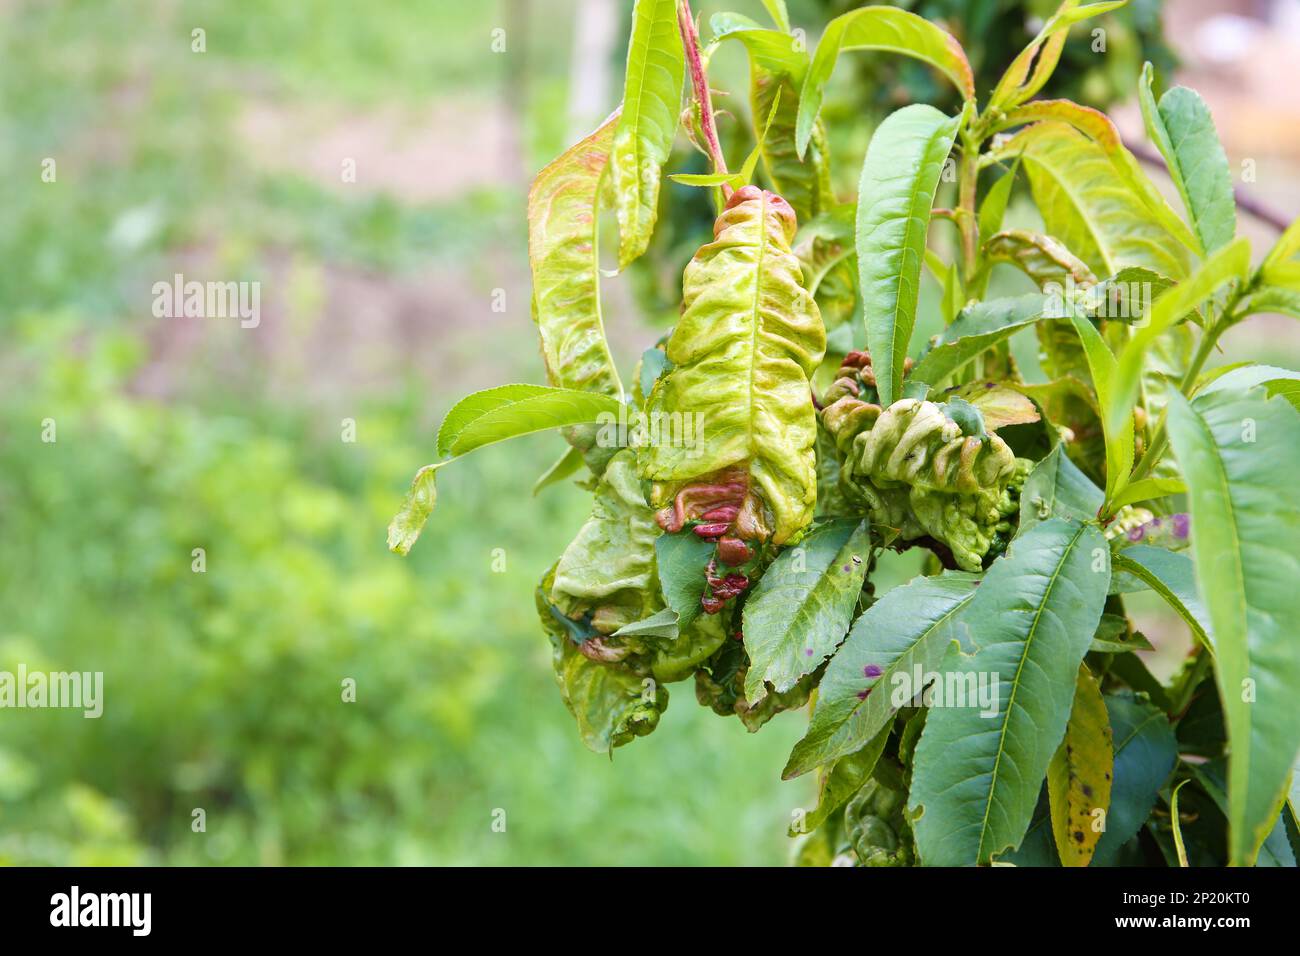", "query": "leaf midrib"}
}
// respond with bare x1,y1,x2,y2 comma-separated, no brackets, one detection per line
975,521,1088,862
